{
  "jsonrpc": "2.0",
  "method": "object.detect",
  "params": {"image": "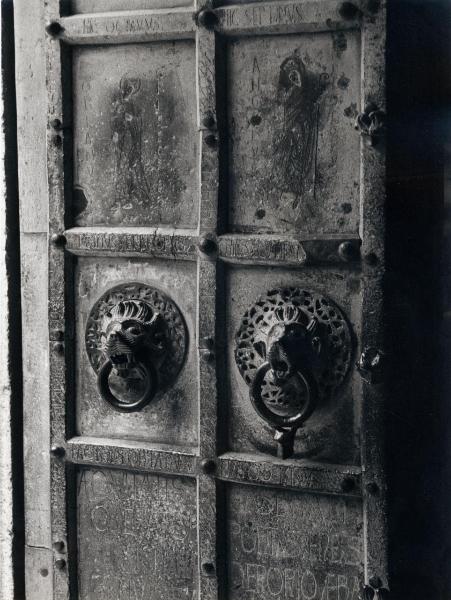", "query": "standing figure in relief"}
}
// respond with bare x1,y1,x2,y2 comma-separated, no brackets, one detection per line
111,75,152,215
273,53,328,217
